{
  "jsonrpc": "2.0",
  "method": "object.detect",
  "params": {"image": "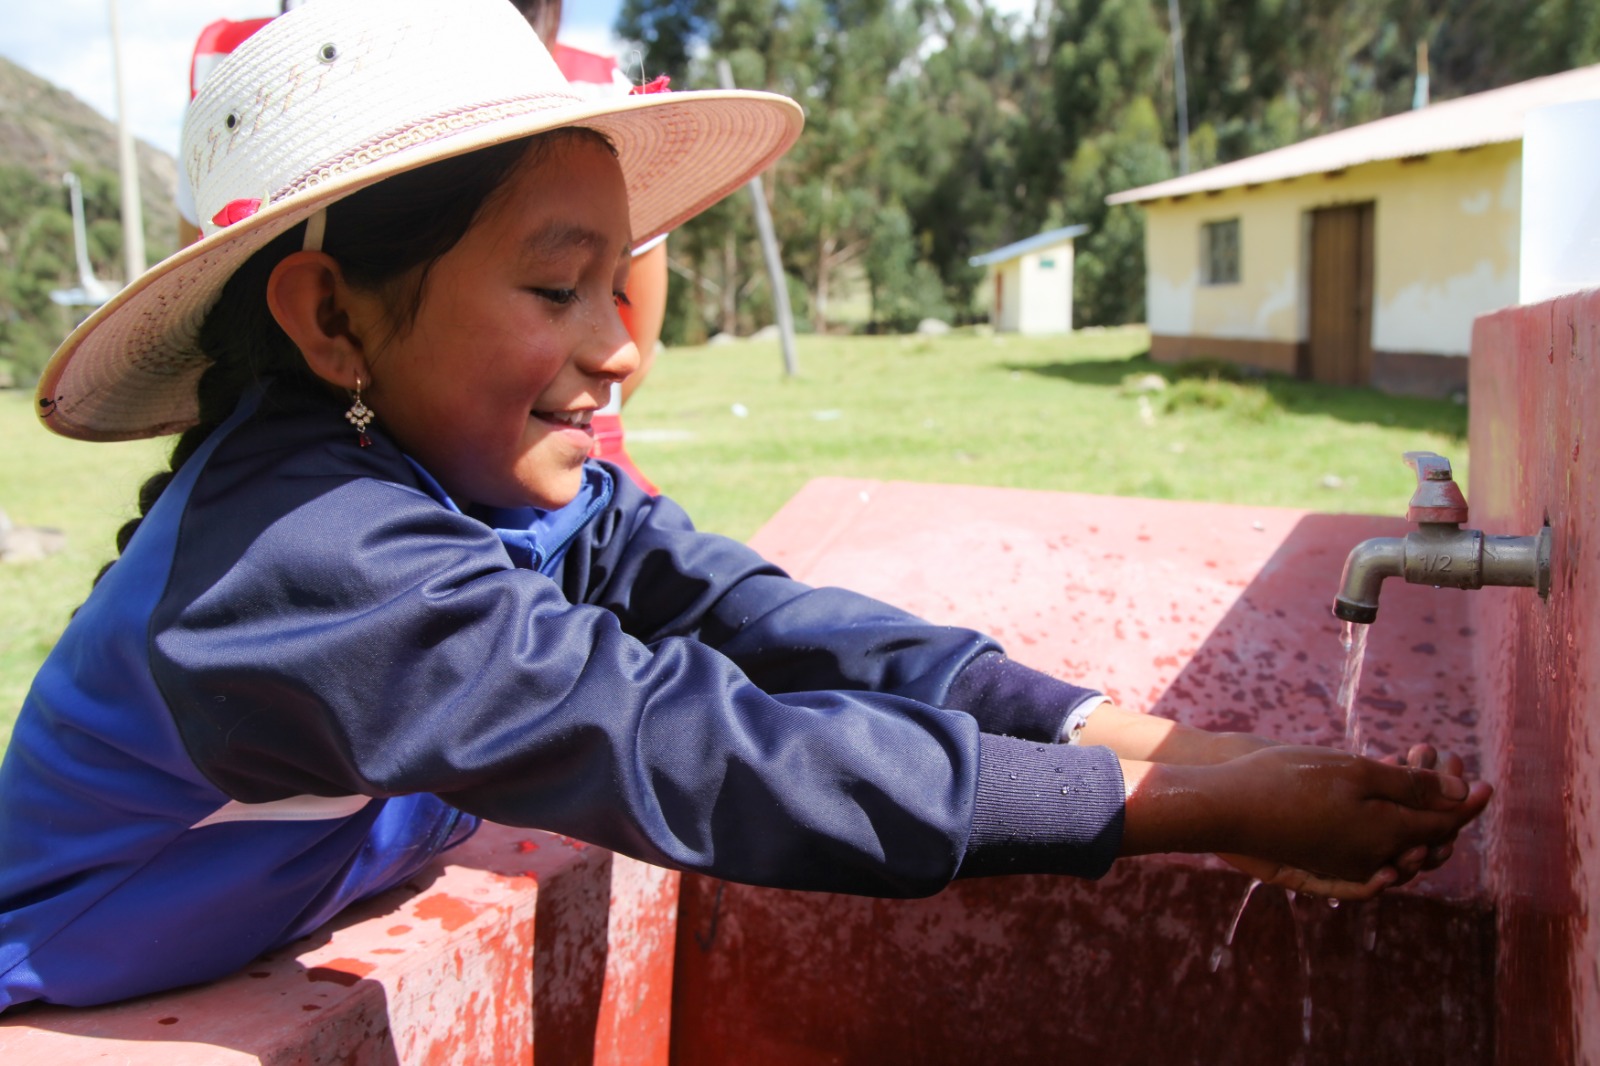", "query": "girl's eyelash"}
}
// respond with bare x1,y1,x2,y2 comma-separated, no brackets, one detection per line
534,288,579,305
613,290,633,309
